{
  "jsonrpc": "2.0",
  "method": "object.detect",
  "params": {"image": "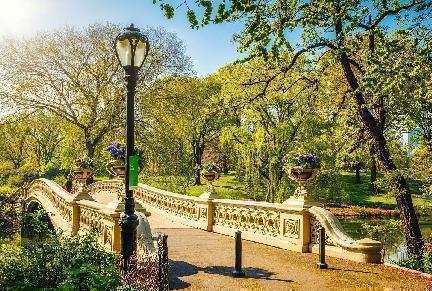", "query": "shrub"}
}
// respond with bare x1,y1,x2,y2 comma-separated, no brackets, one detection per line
21,208,54,239
0,232,121,289
397,252,432,274
0,186,20,236
362,219,402,259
